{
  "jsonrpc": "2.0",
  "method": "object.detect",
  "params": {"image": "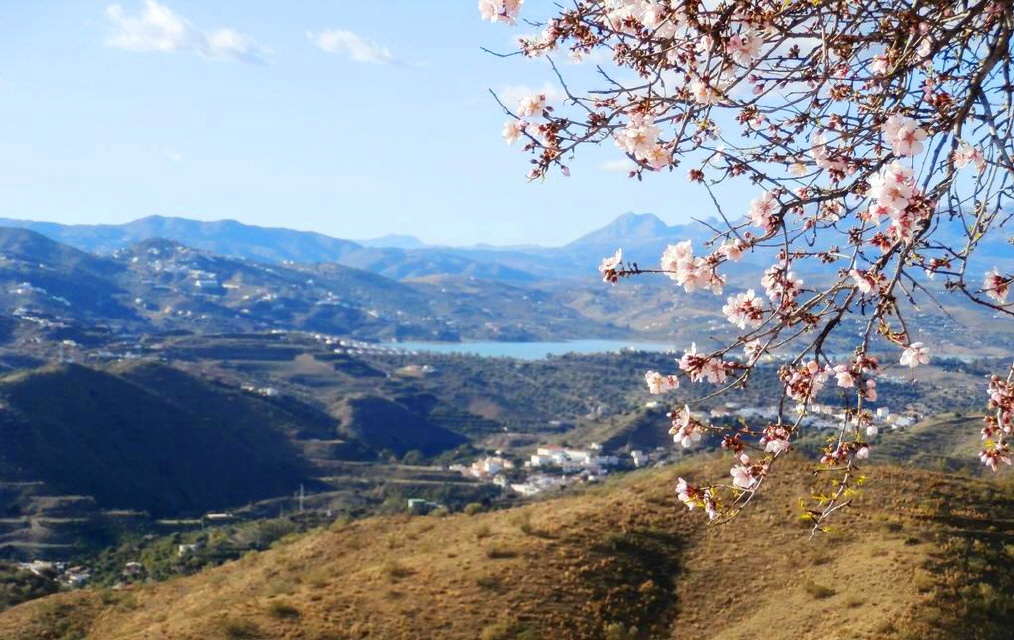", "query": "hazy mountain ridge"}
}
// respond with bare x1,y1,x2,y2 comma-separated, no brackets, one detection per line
1,208,1011,286
0,216,542,283
0,227,632,343
0,216,1007,352
0,212,723,282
